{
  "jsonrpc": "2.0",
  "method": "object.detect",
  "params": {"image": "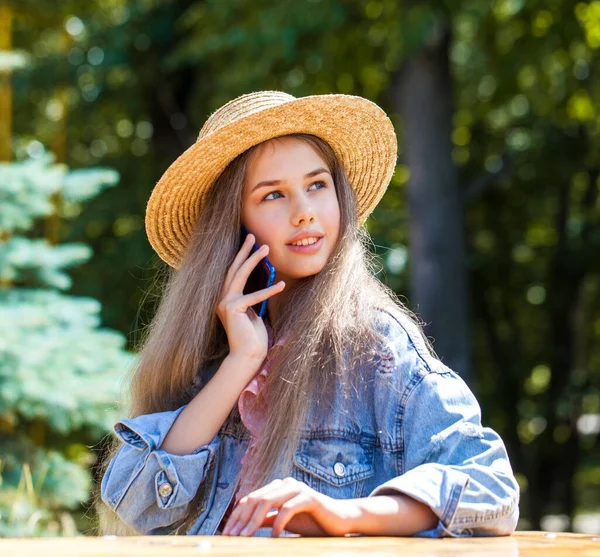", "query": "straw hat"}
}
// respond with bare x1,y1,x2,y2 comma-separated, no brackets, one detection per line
145,91,397,269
